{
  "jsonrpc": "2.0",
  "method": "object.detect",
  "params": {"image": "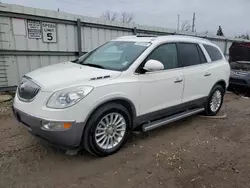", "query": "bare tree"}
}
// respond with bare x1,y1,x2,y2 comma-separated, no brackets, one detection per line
201,30,214,36
181,21,191,32
121,12,134,23
204,30,209,35
235,33,250,40
101,11,117,21
101,11,134,23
